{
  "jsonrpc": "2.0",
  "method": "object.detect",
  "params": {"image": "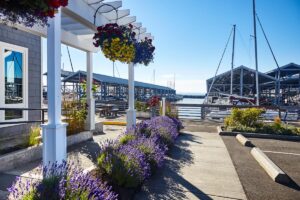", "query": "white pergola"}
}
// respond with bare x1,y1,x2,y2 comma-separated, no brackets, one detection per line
8,0,153,166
